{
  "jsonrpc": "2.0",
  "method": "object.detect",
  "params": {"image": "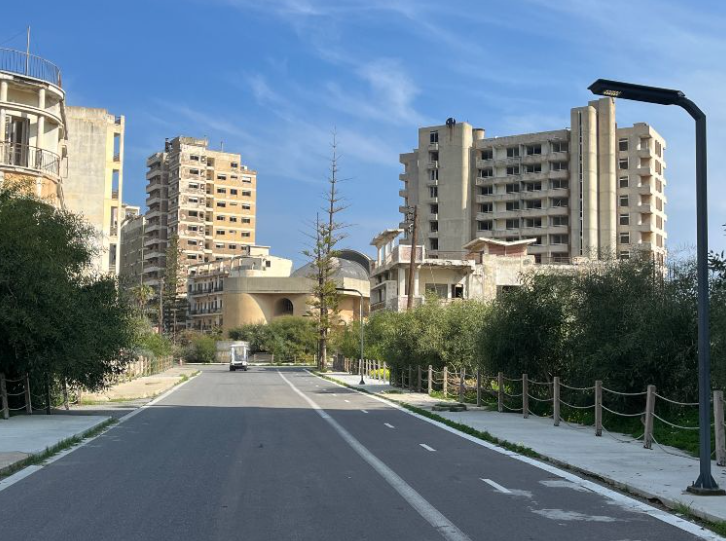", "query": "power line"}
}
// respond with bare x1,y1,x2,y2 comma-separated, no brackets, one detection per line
0,28,27,48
